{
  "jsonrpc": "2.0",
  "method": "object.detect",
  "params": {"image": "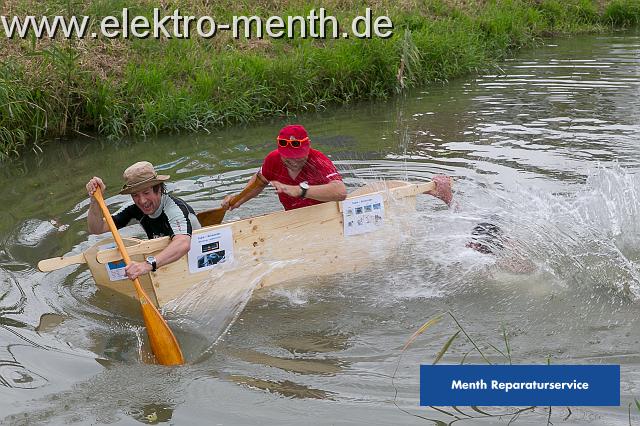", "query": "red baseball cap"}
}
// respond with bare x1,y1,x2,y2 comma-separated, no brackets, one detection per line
277,125,311,159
